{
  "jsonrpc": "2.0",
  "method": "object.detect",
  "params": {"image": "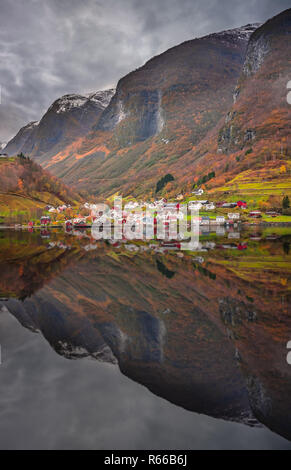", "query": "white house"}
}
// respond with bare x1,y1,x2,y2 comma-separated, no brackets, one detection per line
205,203,216,211
228,213,240,220
188,200,202,208
192,189,204,196
198,200,209,205
200,216,210,225
216,216,225,224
